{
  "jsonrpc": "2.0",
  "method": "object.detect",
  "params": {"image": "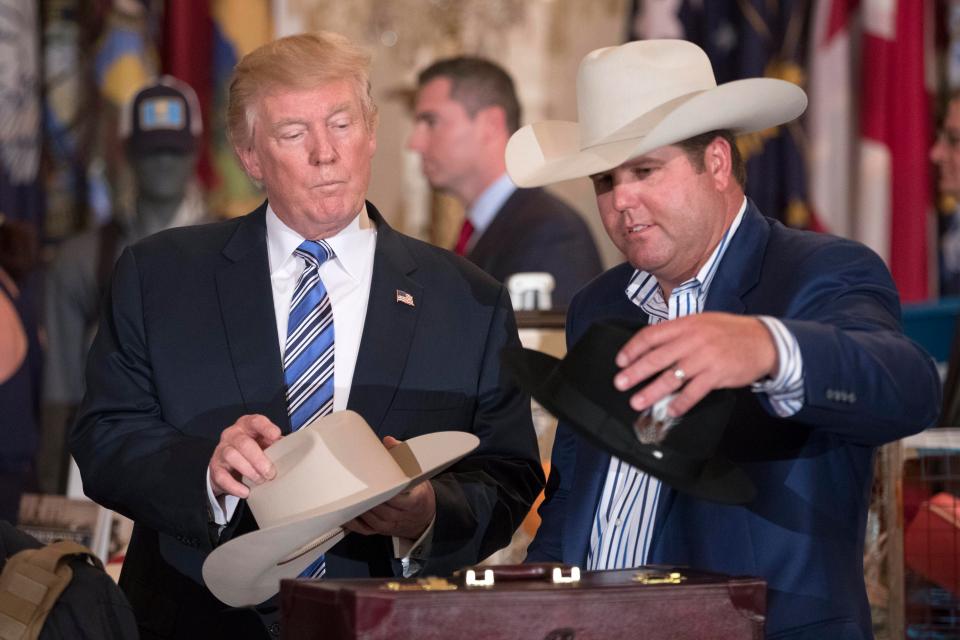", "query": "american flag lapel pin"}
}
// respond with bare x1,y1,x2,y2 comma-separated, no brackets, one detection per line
396,289,415,307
